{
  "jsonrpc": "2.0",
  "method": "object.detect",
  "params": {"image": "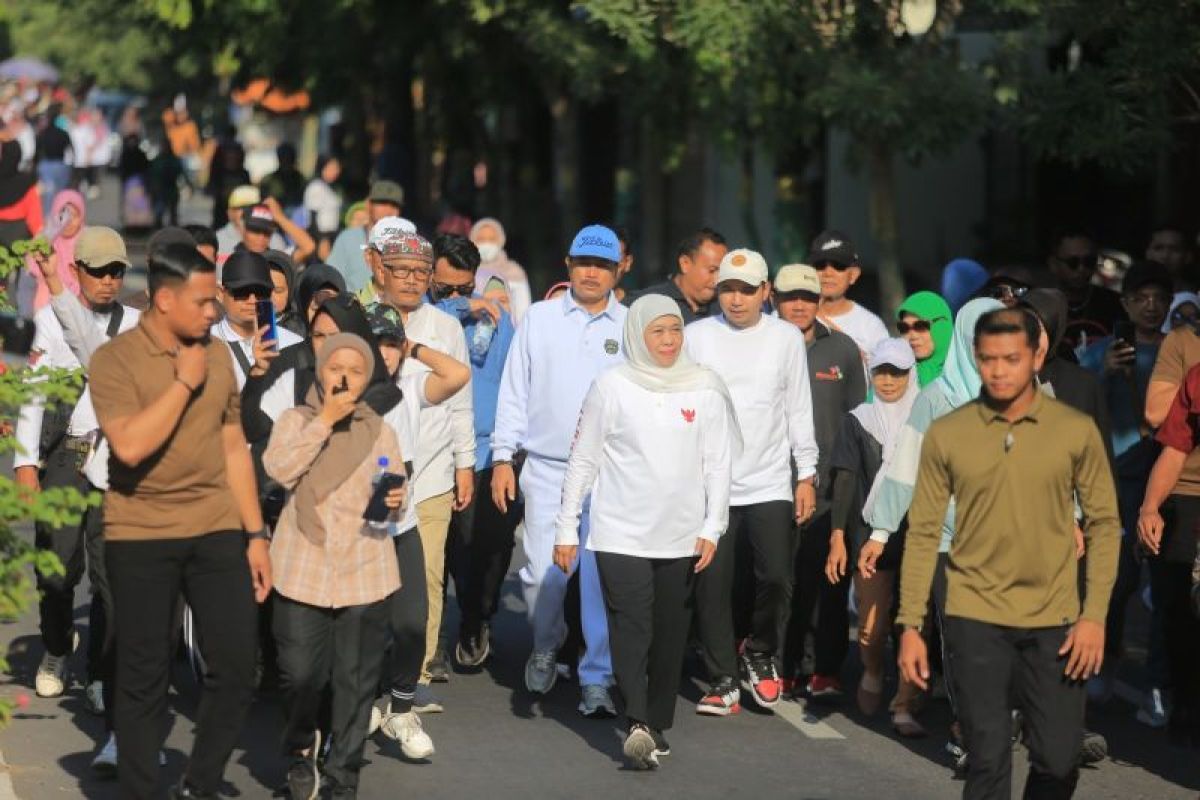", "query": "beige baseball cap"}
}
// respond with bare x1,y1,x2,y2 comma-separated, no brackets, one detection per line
717,248,768,286
227,184,261,209
74,226,131,268
774,263,821,294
